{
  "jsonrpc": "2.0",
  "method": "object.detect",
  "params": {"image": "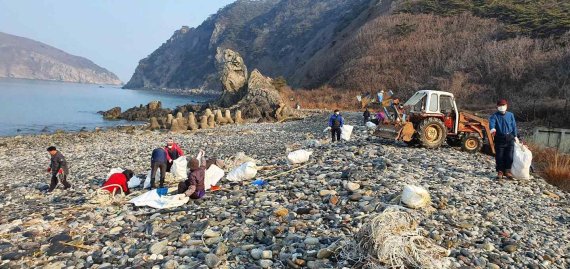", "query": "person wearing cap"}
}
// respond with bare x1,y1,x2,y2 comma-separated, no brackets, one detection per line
150,148,168,189
164,138,184,172
177,158,206,199
363,108,371,124
46,146,71,192
489,99,519,180
102,169,134,195
328,109,345,142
